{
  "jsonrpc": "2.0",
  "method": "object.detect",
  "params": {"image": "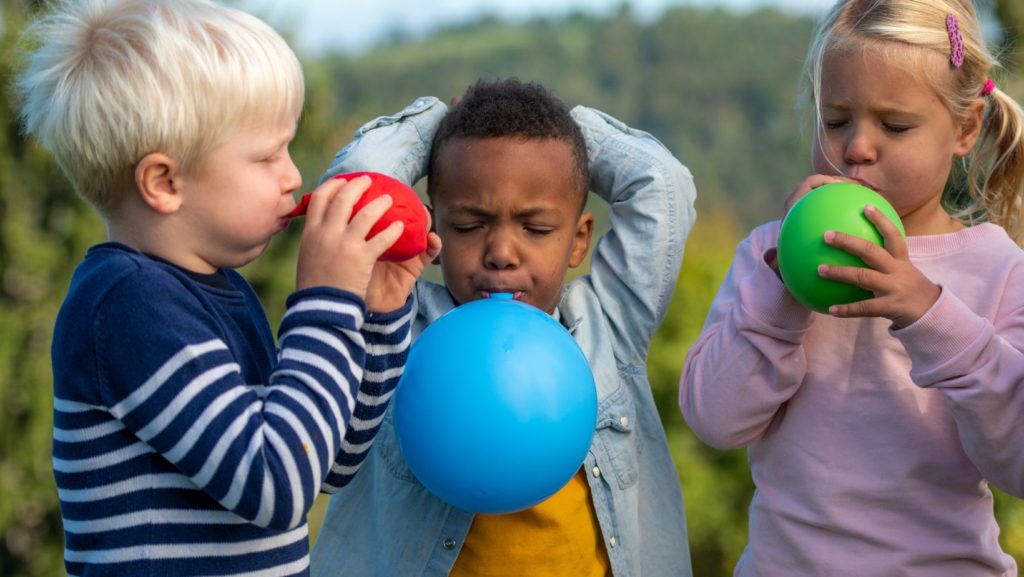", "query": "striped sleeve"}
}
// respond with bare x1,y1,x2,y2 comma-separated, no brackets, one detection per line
90,282,367,531
322,298,414,492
